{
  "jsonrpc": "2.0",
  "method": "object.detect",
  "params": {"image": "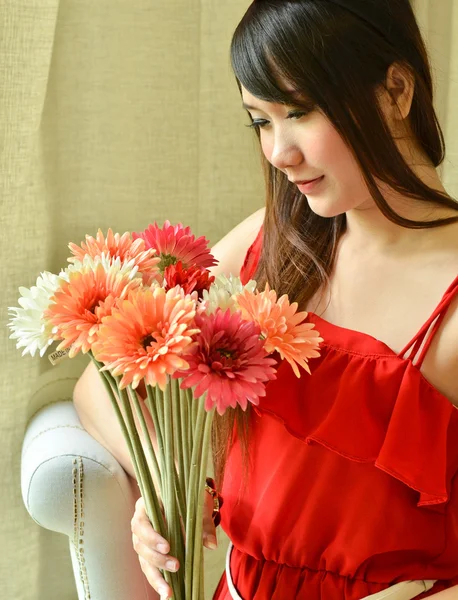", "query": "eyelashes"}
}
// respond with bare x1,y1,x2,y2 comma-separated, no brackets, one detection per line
245,109,312,131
